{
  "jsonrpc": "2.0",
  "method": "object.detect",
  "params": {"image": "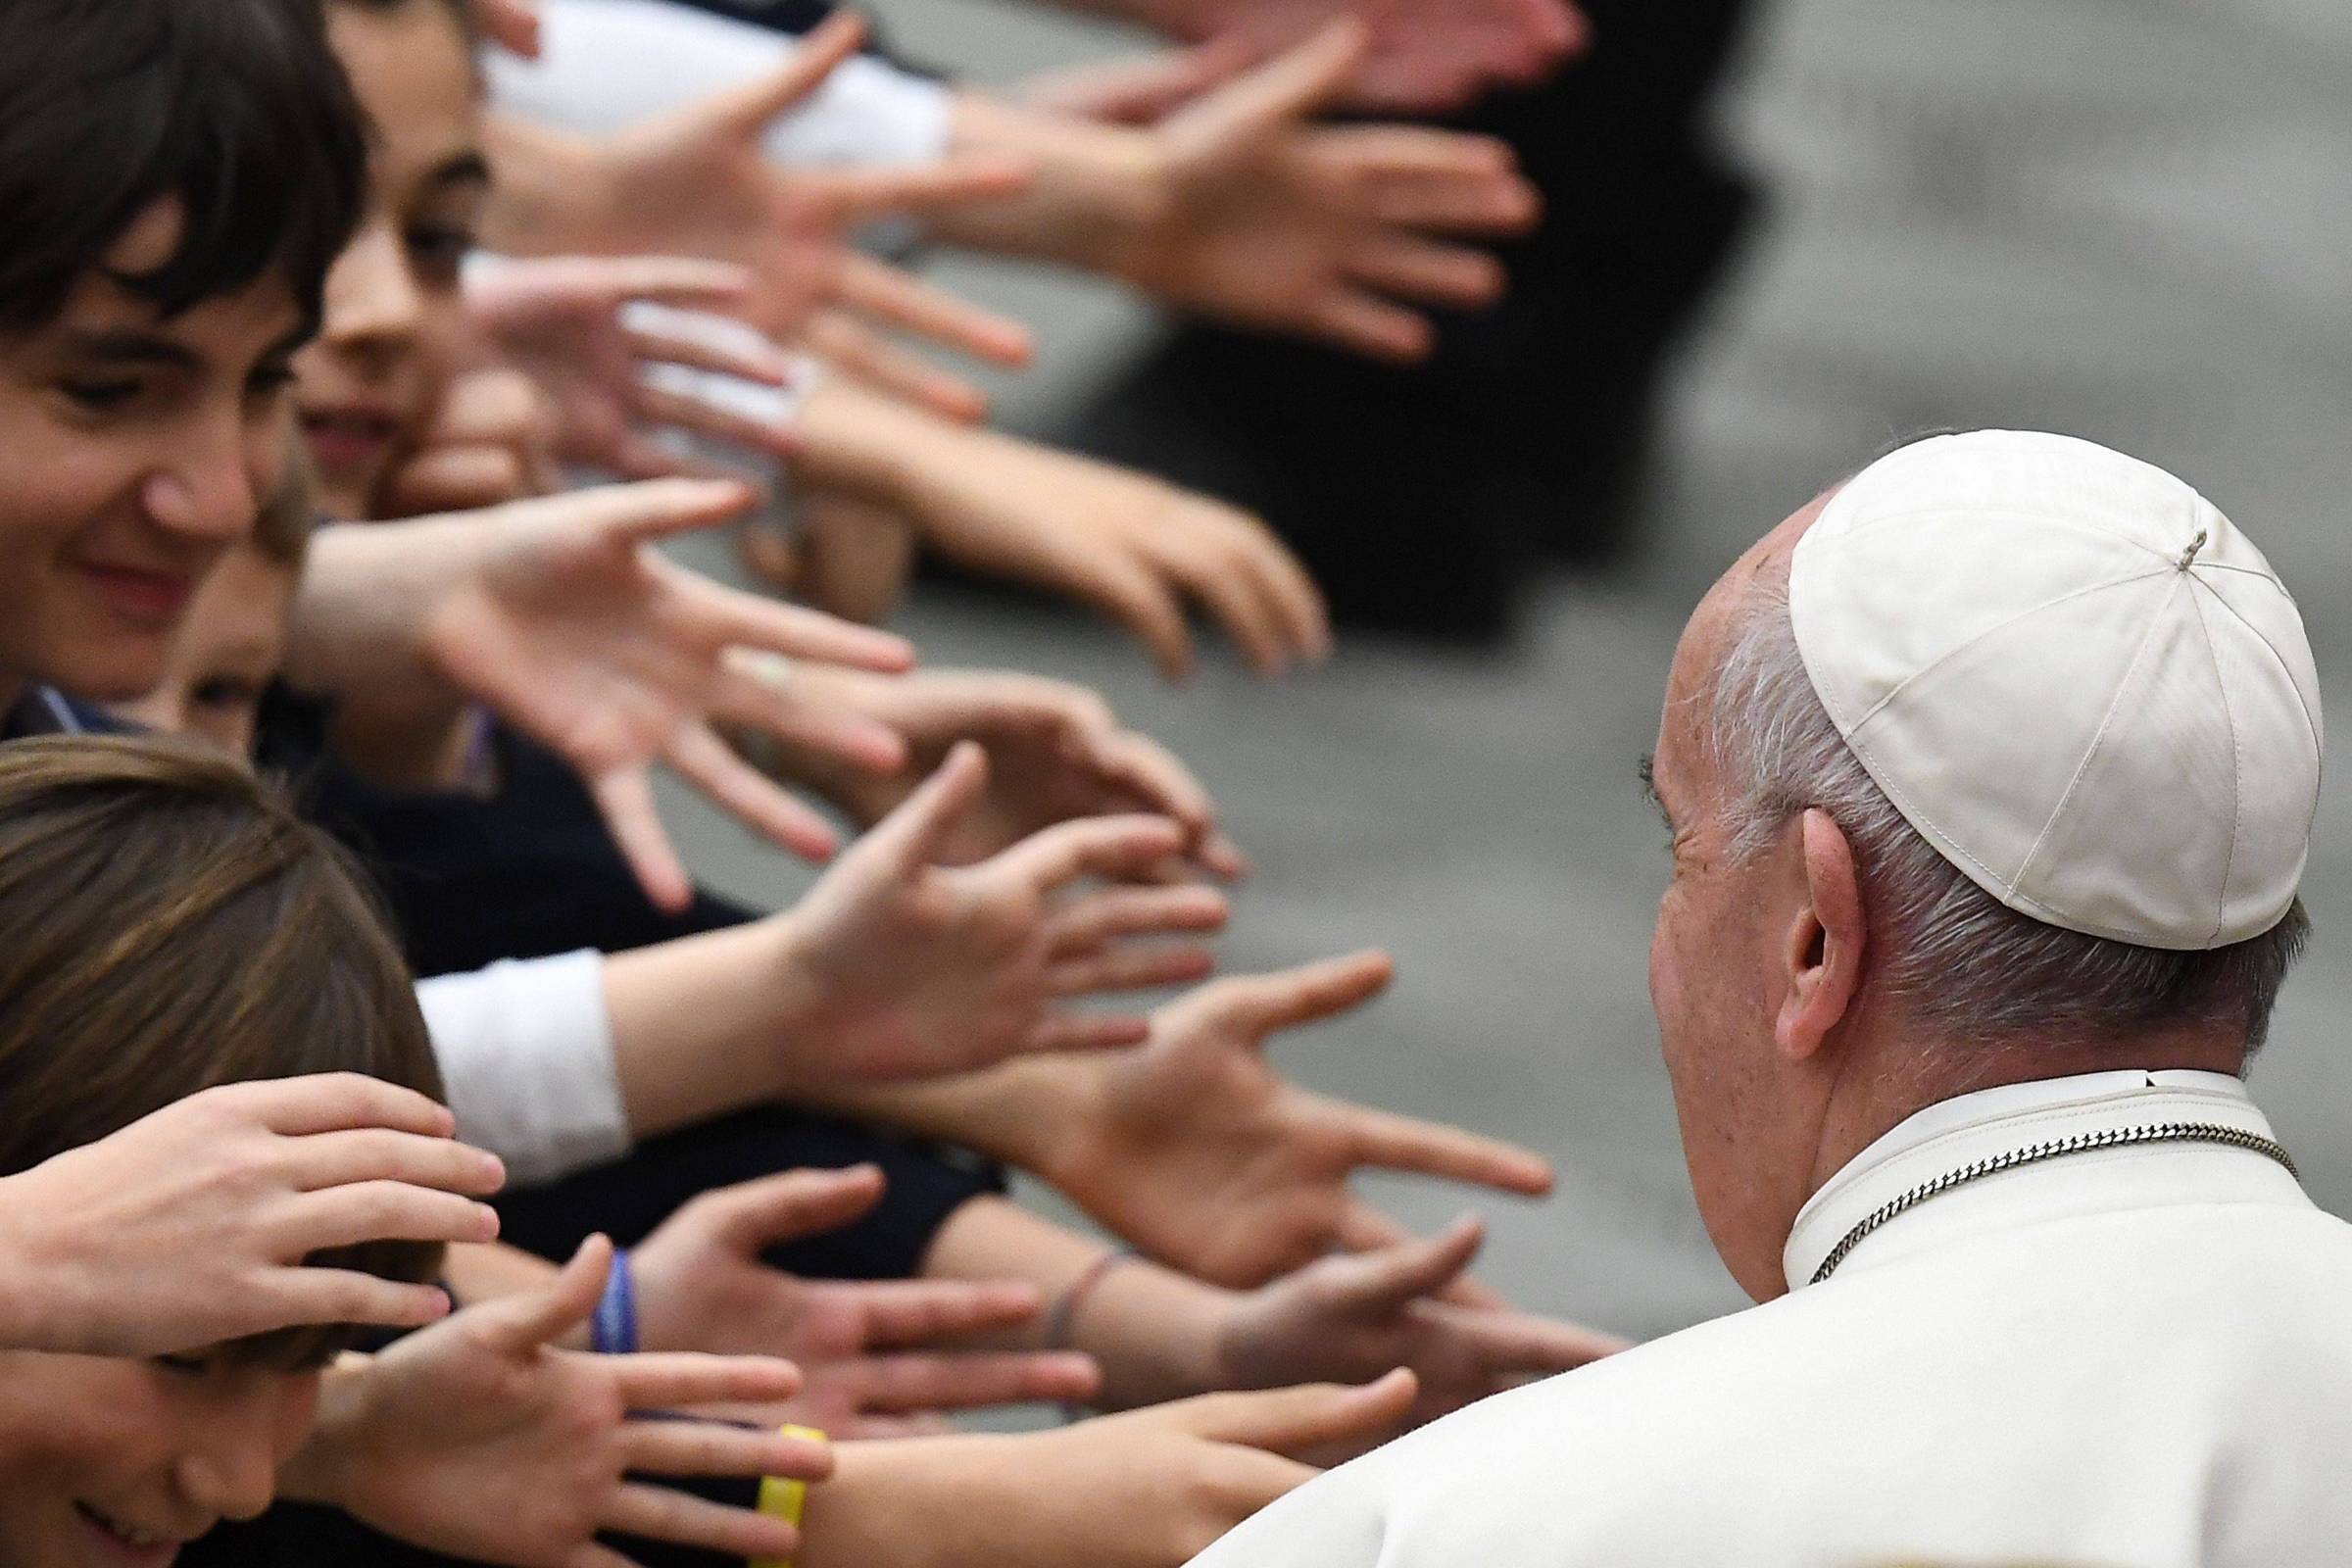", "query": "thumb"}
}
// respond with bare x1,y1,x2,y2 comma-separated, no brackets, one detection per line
1175,18,1366,139
1323,1216,1485,1315
709,10,870,140
703,1164,889,1255
486,1235,614,1353
860,741,989,871
1185,1369,1419,1459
